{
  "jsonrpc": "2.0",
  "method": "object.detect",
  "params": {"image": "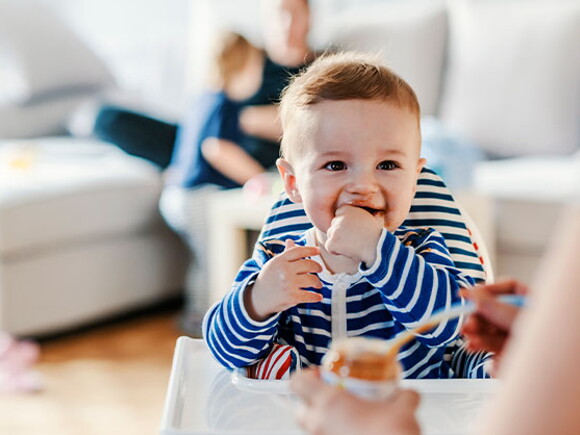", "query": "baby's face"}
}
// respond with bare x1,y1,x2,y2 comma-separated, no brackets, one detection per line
280,99,424,234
